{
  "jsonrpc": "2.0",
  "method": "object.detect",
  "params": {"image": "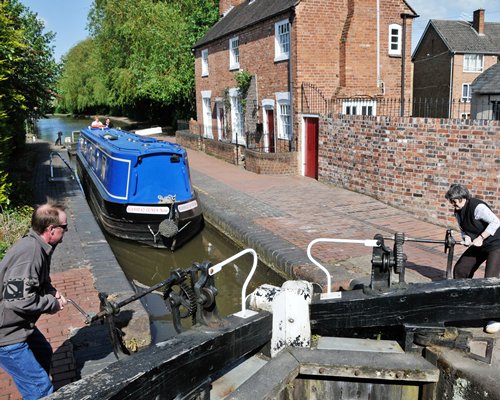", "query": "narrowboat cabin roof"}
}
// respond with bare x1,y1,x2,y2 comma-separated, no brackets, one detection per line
80,128,185,156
